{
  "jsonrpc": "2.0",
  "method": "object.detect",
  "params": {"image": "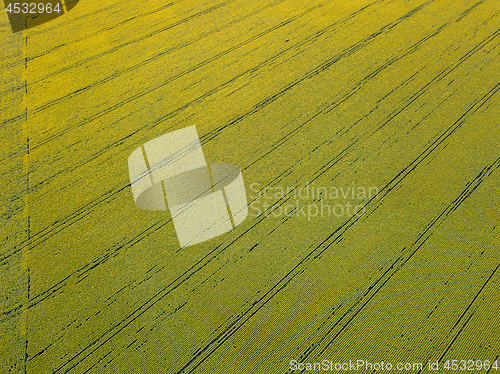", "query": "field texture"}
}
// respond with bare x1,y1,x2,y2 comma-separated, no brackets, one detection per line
1,0,500,373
